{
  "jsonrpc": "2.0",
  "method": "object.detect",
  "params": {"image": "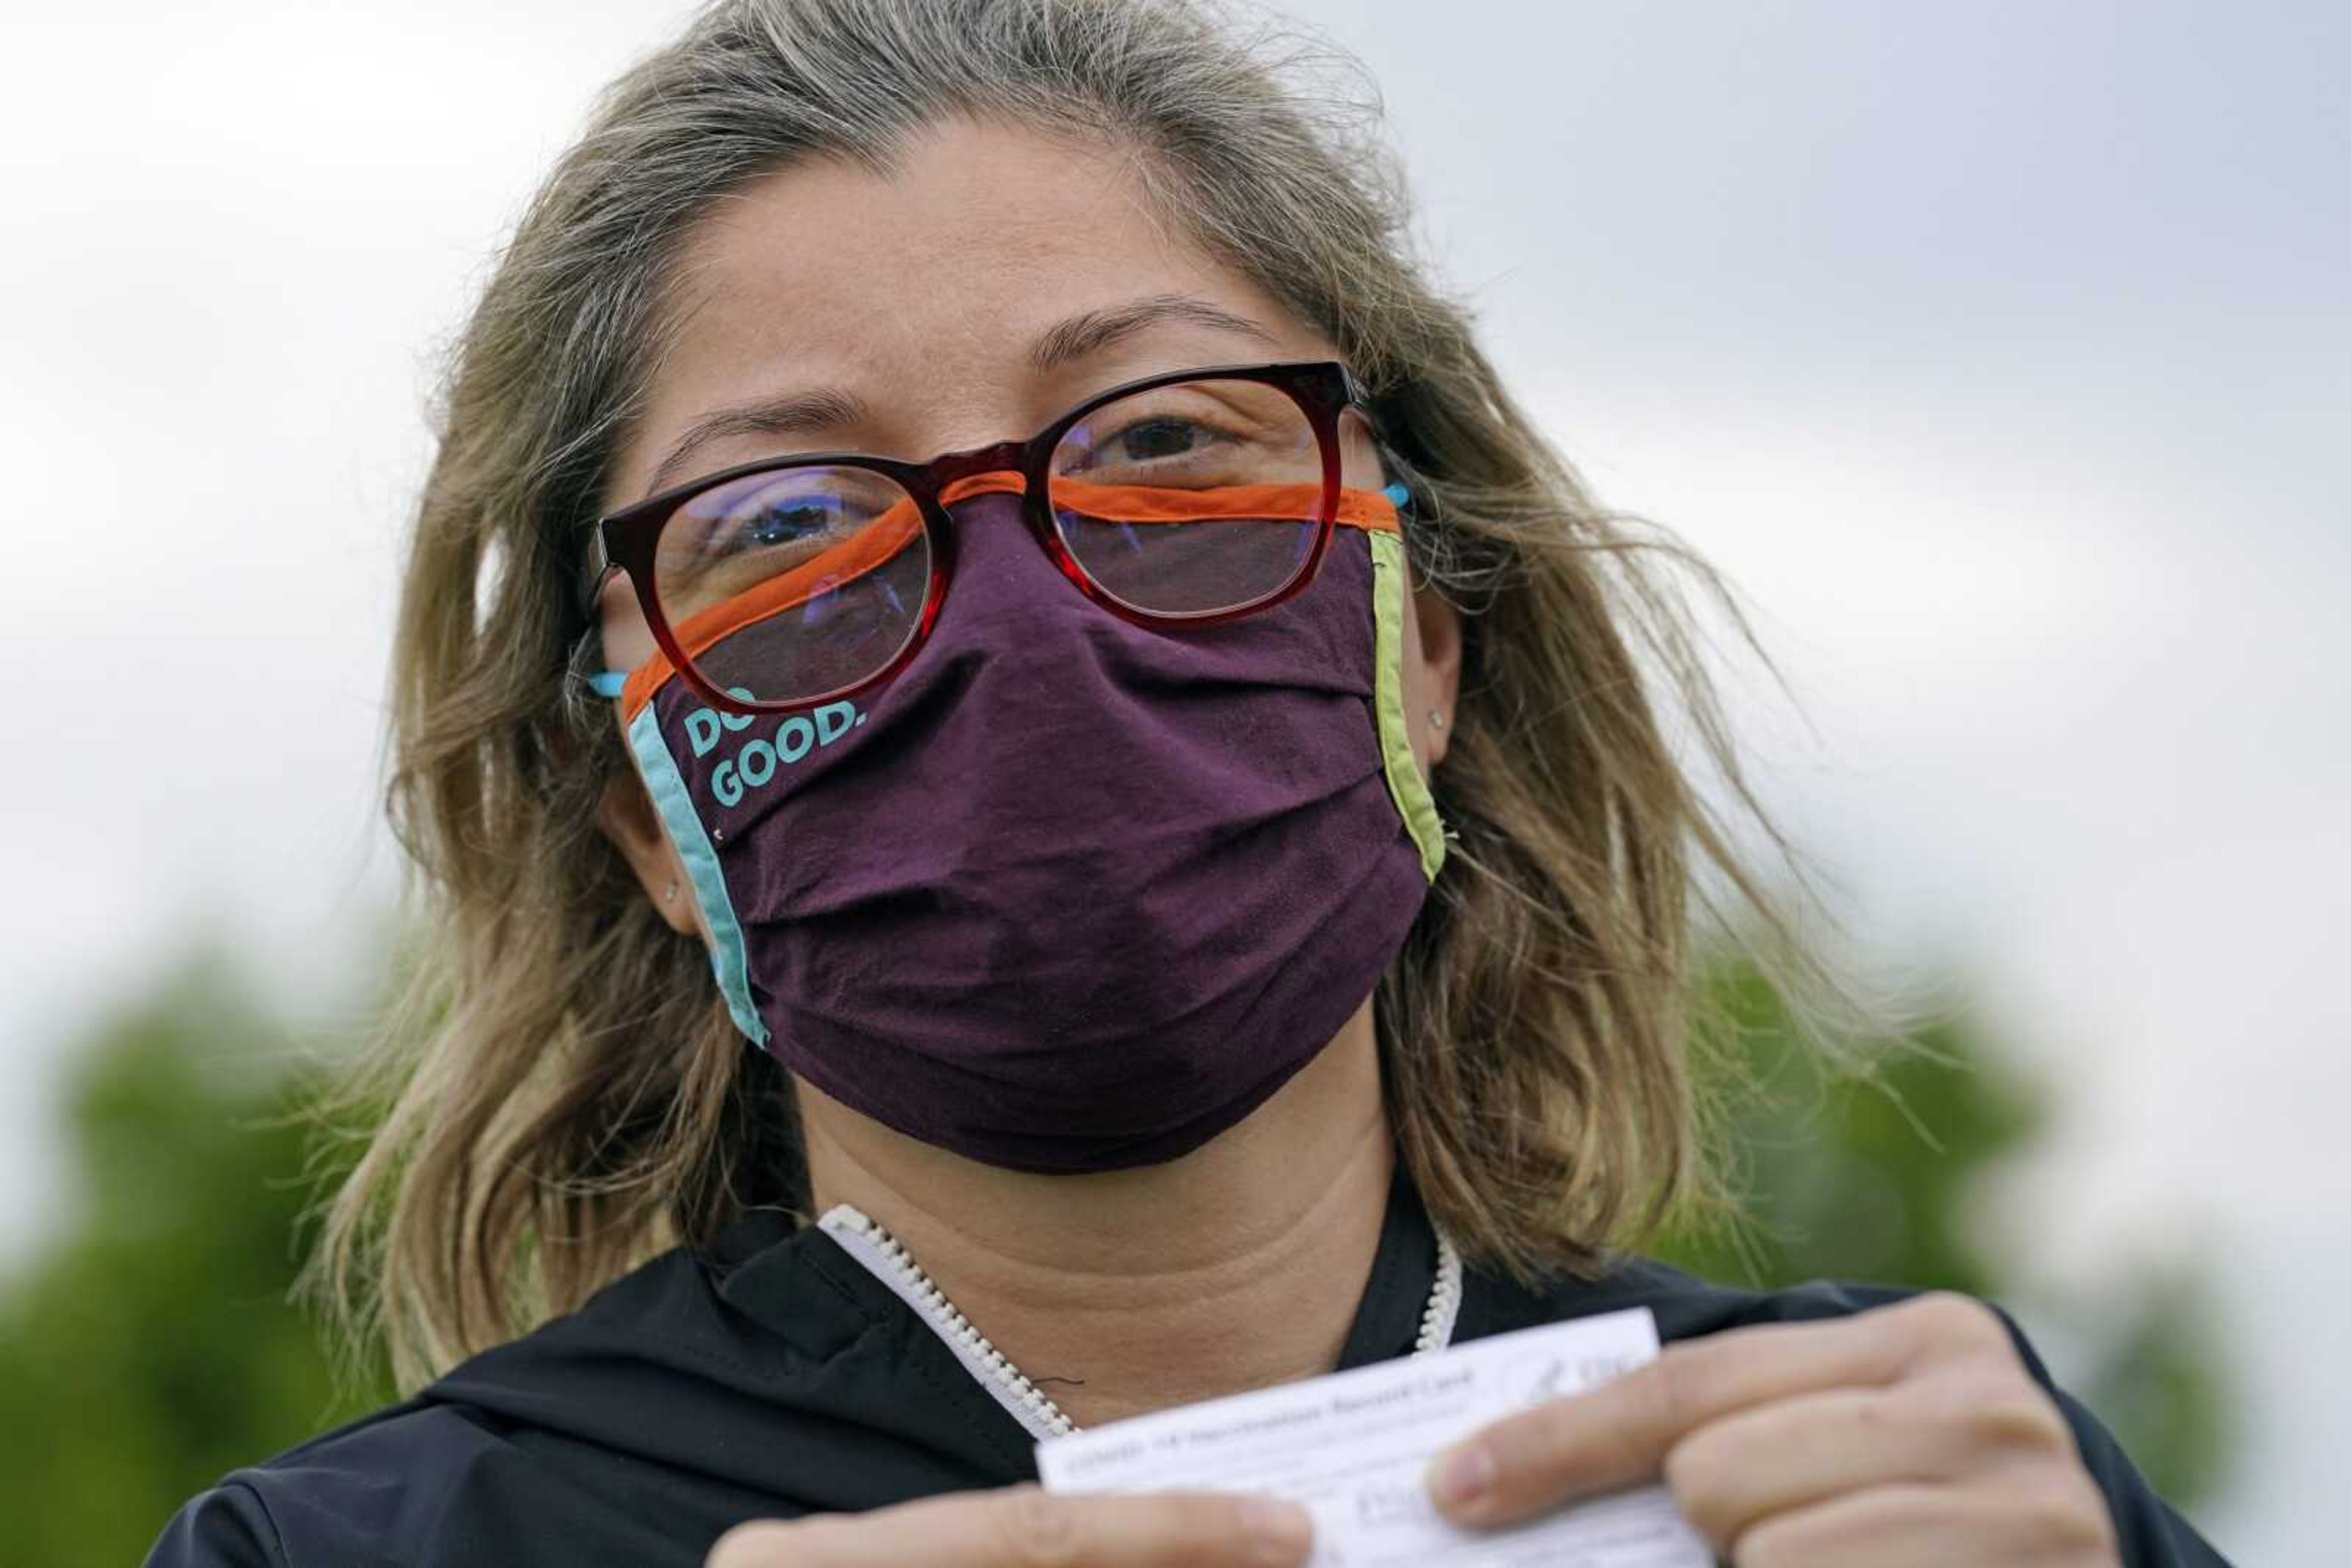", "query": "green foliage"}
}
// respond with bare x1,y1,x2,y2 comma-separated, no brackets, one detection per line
1654,947,2235,1509
0,942,396,1568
